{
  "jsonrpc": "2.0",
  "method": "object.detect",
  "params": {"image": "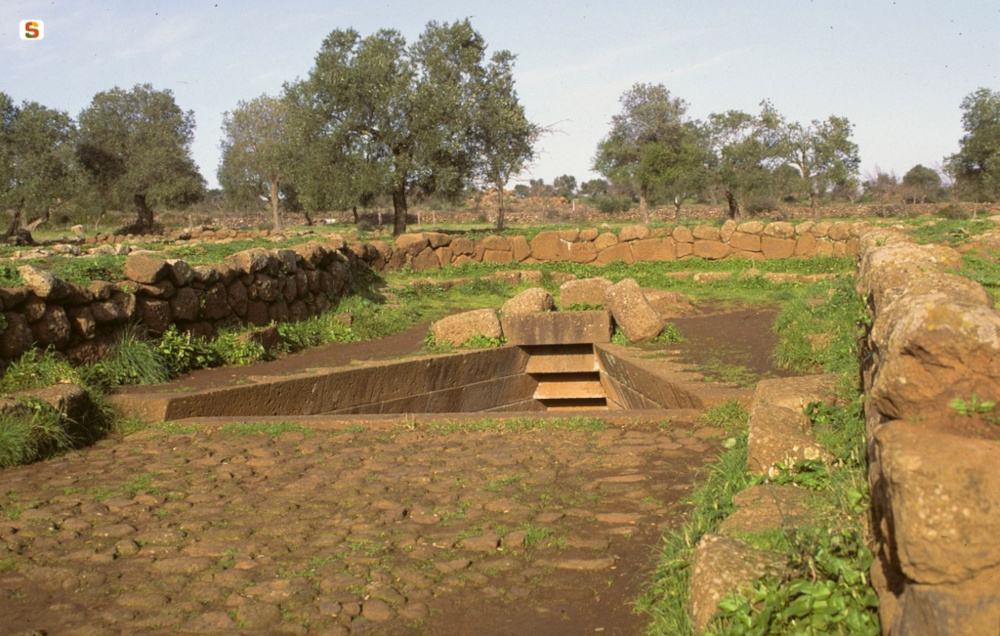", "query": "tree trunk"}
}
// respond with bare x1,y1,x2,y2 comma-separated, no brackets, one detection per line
725,190,743,222
6,210,22,237
639,183,649,226
392,186,408,236
270,181,284,231
674,195,683,220
352,206,359,224
495,183,506,231
25,207,51,232
134,194,154,231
